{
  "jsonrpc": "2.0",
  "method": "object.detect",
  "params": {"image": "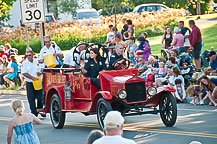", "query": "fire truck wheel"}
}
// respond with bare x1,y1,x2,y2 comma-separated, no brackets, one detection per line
159,92,177,127
97,98,112,130
50,94,66,129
